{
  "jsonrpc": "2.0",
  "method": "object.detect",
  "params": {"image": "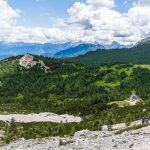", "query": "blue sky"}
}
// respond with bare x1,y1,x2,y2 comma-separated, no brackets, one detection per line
7,0,83,27
1,0,149,44
7,0,137,28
